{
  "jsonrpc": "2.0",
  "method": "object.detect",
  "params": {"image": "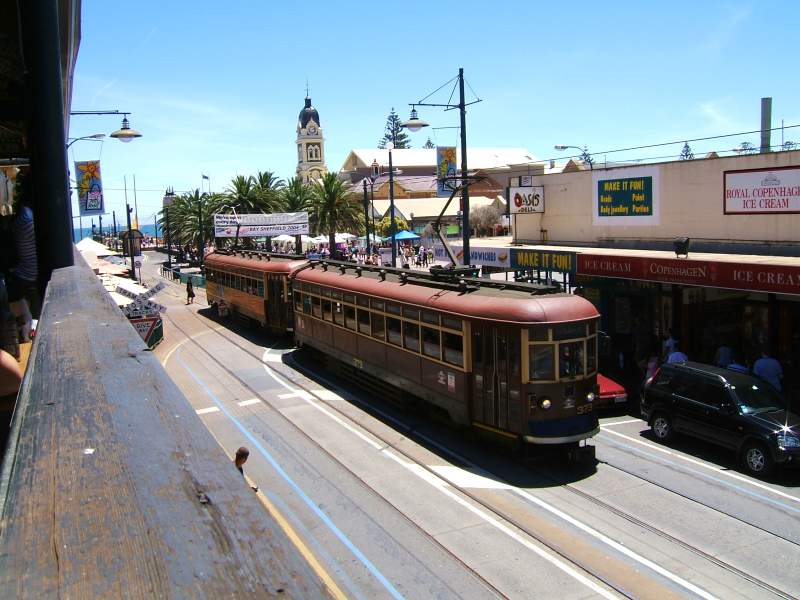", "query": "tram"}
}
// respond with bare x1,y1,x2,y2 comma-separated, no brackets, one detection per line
203,250,600,449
